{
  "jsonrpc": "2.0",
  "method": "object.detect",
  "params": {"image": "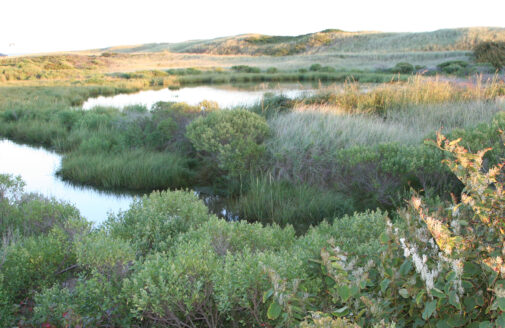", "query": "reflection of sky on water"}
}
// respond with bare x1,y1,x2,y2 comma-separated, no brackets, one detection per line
0,140,135,225
83,85,314,110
